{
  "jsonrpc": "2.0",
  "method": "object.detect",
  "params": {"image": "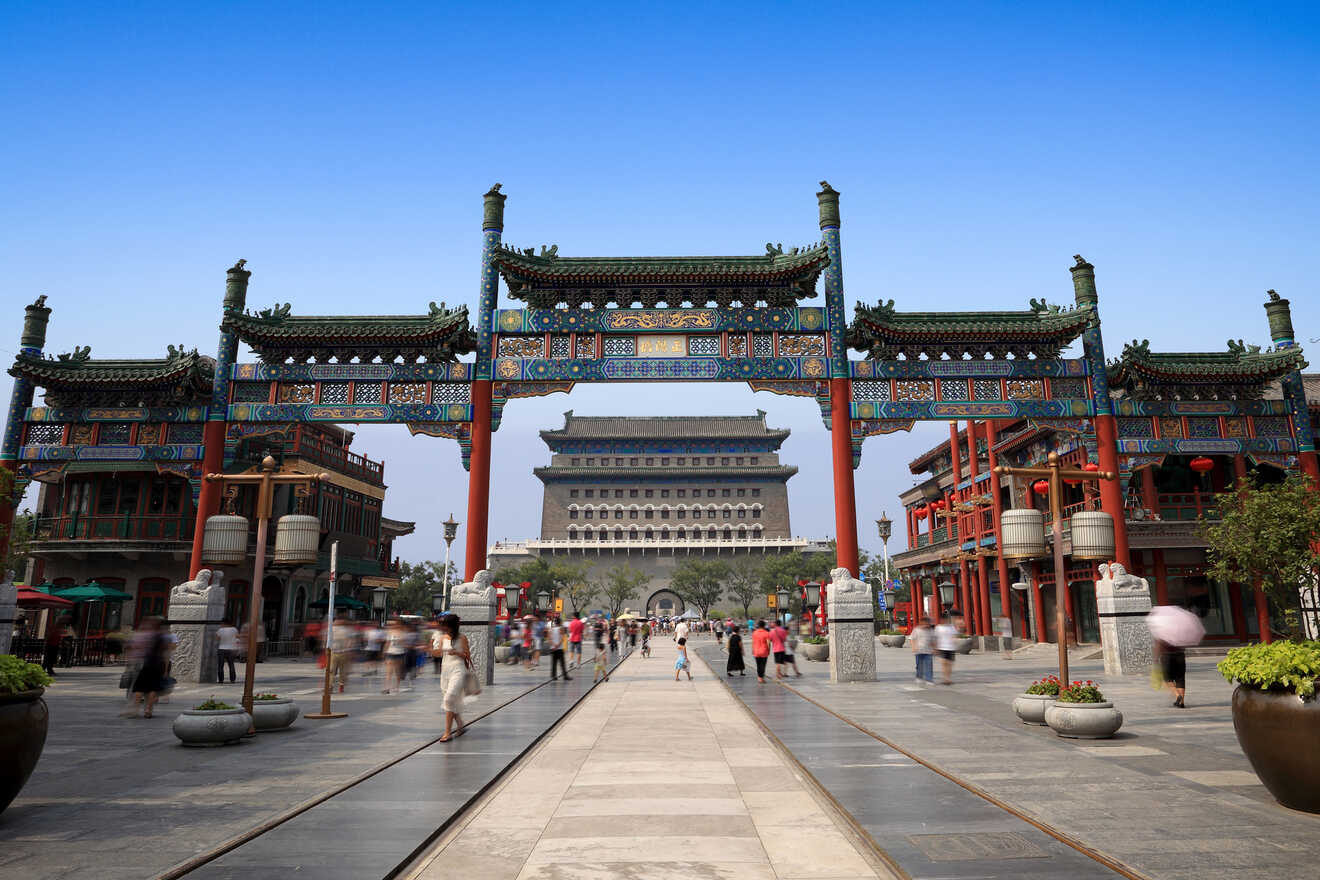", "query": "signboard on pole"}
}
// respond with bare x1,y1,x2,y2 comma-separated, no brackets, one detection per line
876,591,887,612
554,597,564,614
766,594,777,608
